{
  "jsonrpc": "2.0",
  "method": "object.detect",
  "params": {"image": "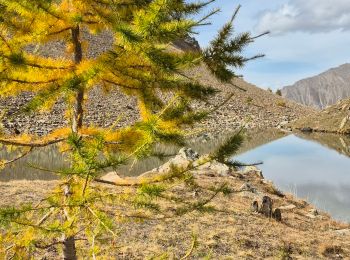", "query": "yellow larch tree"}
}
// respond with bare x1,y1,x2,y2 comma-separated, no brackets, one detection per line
0,1,266,258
